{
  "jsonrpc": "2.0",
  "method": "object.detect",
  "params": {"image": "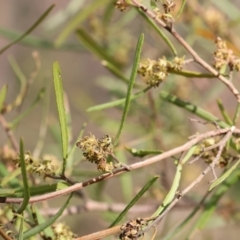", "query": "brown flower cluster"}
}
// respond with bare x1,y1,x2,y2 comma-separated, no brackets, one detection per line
119,218,147,240
76,134,114,172
194,138,237,167
213,37,240,72
115,0,130,11
153,0,176,25
138,56,185,87
13,152,56,176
